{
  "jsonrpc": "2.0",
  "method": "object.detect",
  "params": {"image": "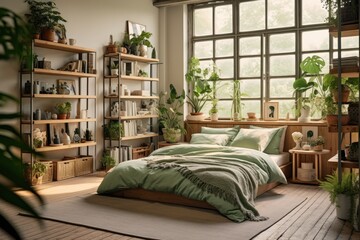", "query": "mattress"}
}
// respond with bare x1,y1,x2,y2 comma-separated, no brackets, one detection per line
269,152,290,166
